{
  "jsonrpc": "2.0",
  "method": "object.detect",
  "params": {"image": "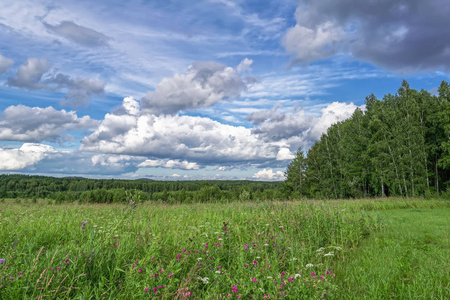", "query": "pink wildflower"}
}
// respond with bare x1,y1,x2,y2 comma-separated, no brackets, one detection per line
232,285,238,293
